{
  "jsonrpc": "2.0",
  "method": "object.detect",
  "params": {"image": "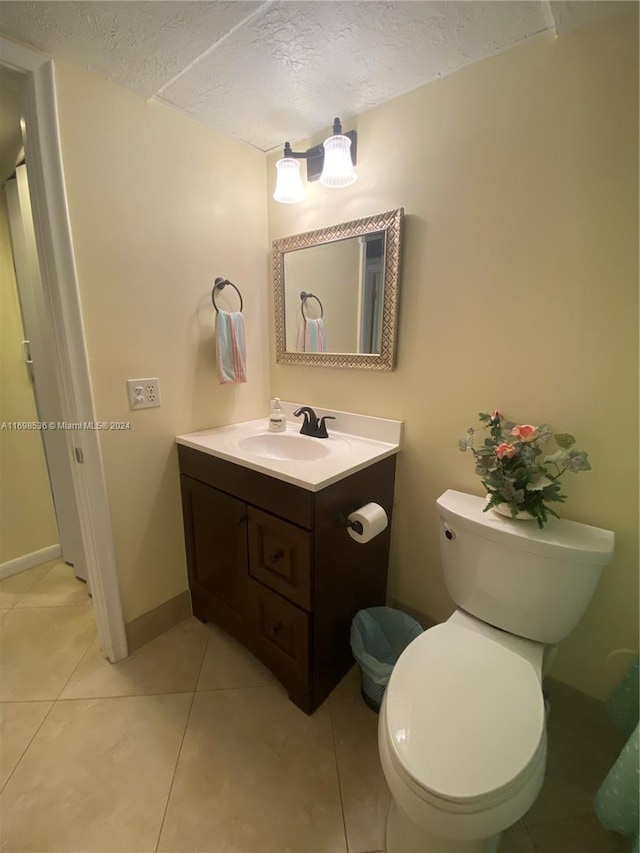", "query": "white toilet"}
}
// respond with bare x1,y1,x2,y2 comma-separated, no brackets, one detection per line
379,489,614,853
